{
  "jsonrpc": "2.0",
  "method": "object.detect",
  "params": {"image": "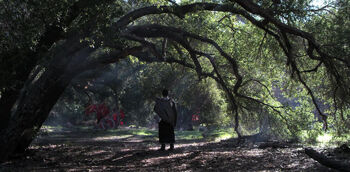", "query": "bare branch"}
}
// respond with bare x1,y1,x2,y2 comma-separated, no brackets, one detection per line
114,3,245,30
281,31,328,130
301,62,323,73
